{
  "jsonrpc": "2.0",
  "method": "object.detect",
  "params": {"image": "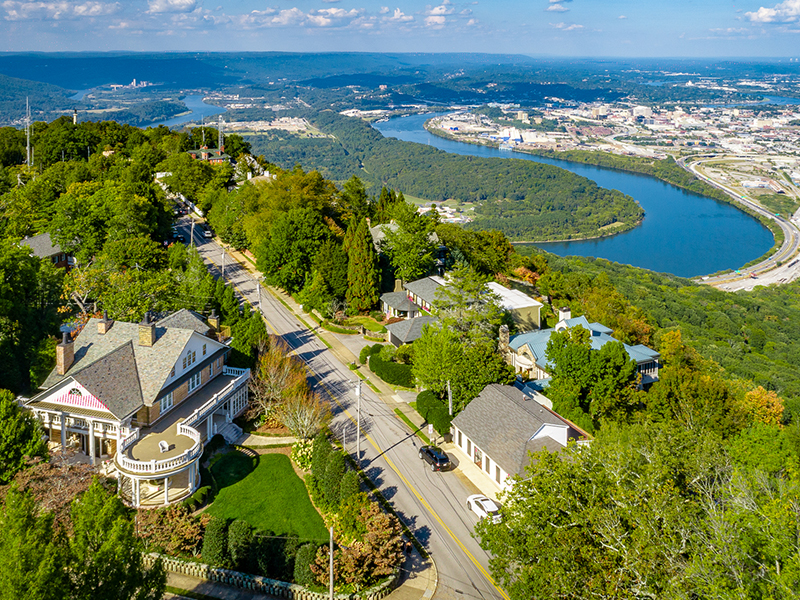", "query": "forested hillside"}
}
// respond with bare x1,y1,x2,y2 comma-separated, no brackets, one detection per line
245,111,644,242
